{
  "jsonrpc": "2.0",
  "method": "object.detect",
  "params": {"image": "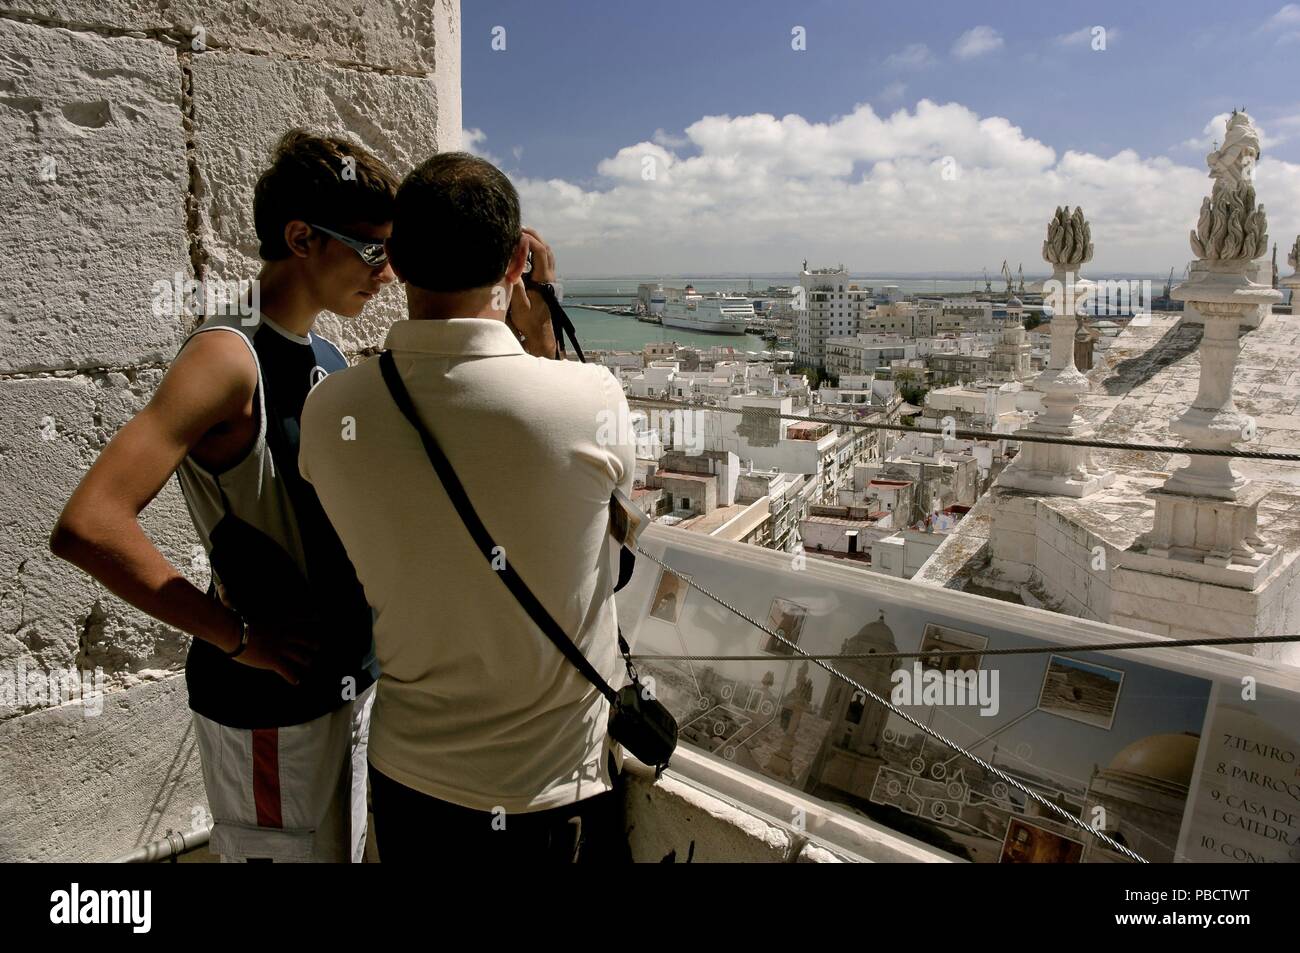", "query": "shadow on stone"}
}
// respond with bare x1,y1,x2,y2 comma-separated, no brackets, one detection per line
1097,322,1202,396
